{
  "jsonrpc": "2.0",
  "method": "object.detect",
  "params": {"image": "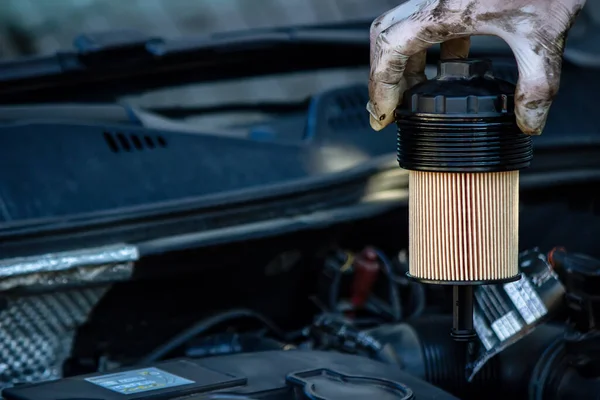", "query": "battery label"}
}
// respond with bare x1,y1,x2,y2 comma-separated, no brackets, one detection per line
85,367,194,395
